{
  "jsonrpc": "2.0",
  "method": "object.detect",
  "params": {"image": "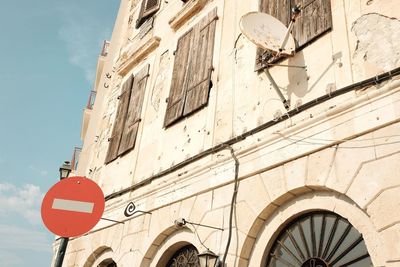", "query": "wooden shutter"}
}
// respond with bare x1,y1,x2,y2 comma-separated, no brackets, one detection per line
136,0,161,28
164,8,217,127
118,64,150,155
105,76,133,163
183,8,217,116
259,0,290,25
256,0,291,71
256,0,332,70
291,0,332,48
164,30,193,127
